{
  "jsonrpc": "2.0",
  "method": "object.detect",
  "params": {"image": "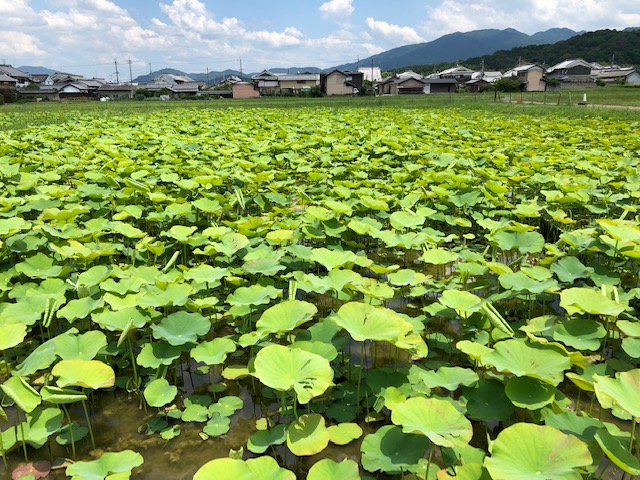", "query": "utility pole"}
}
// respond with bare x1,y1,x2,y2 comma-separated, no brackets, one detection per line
239,58,243,74
114,59,120,84
148,63,152,75
206,67,210,86
128,57,133,84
